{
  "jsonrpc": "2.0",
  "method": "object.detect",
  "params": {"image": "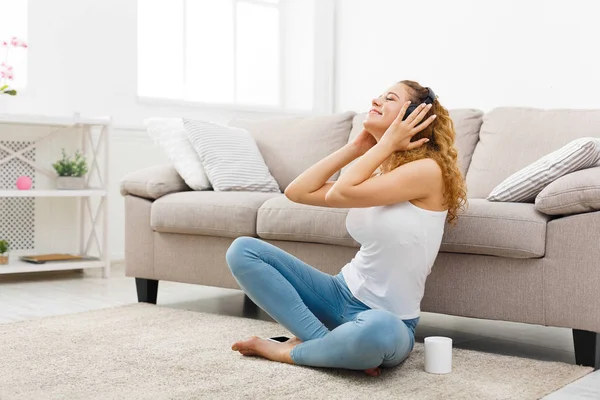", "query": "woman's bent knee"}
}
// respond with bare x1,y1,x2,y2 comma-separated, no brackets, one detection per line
226,236,258,272
354,310,407,354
